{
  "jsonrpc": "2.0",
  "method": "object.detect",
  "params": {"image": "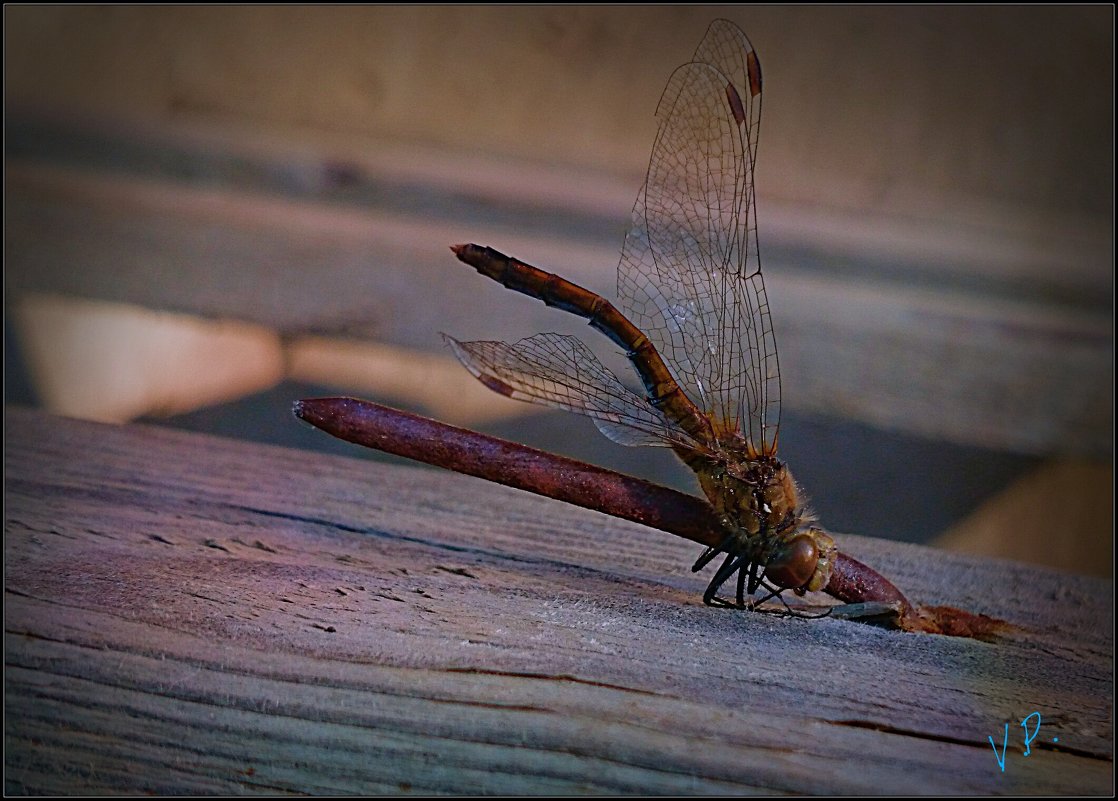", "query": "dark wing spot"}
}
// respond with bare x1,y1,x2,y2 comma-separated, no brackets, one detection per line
725,83,747,125
746,51,762,97
478,373,517,397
